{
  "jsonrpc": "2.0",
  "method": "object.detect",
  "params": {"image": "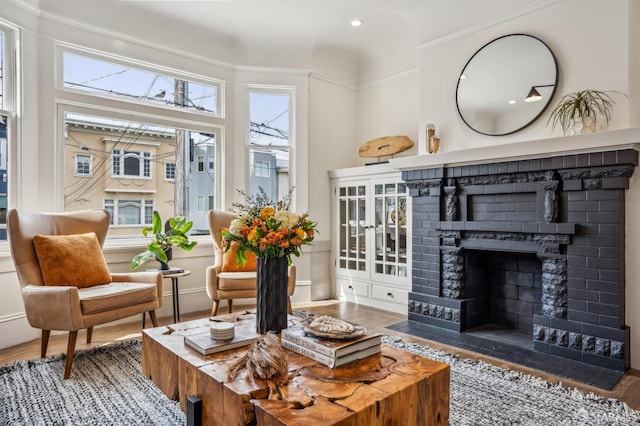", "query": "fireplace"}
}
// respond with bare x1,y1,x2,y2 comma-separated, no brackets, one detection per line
402,149,637,372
